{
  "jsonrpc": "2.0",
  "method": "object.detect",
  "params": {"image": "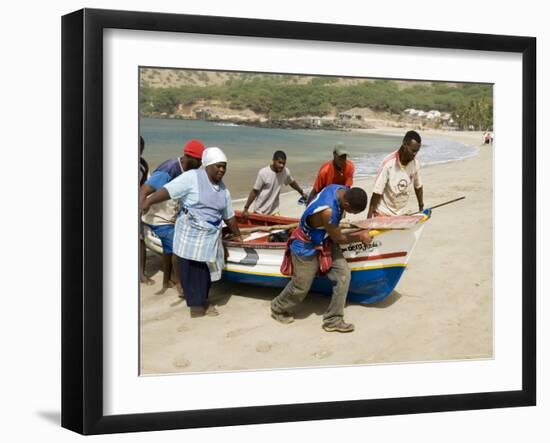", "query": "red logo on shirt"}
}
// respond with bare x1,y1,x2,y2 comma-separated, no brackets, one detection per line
397,179,408,192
